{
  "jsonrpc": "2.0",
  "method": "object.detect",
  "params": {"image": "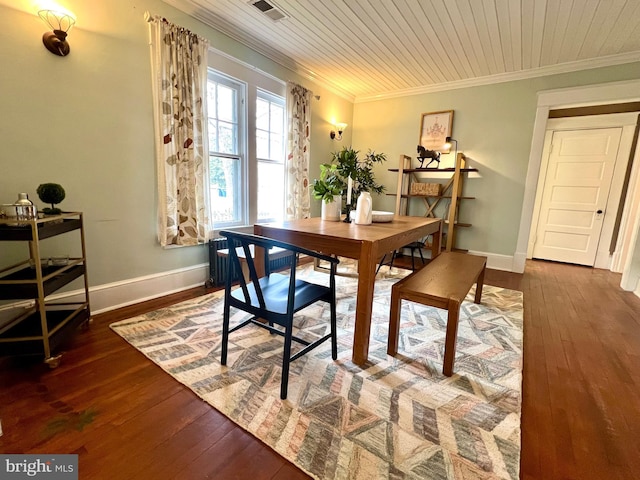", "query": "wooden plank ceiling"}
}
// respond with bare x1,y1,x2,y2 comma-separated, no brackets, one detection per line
164,0,640,101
